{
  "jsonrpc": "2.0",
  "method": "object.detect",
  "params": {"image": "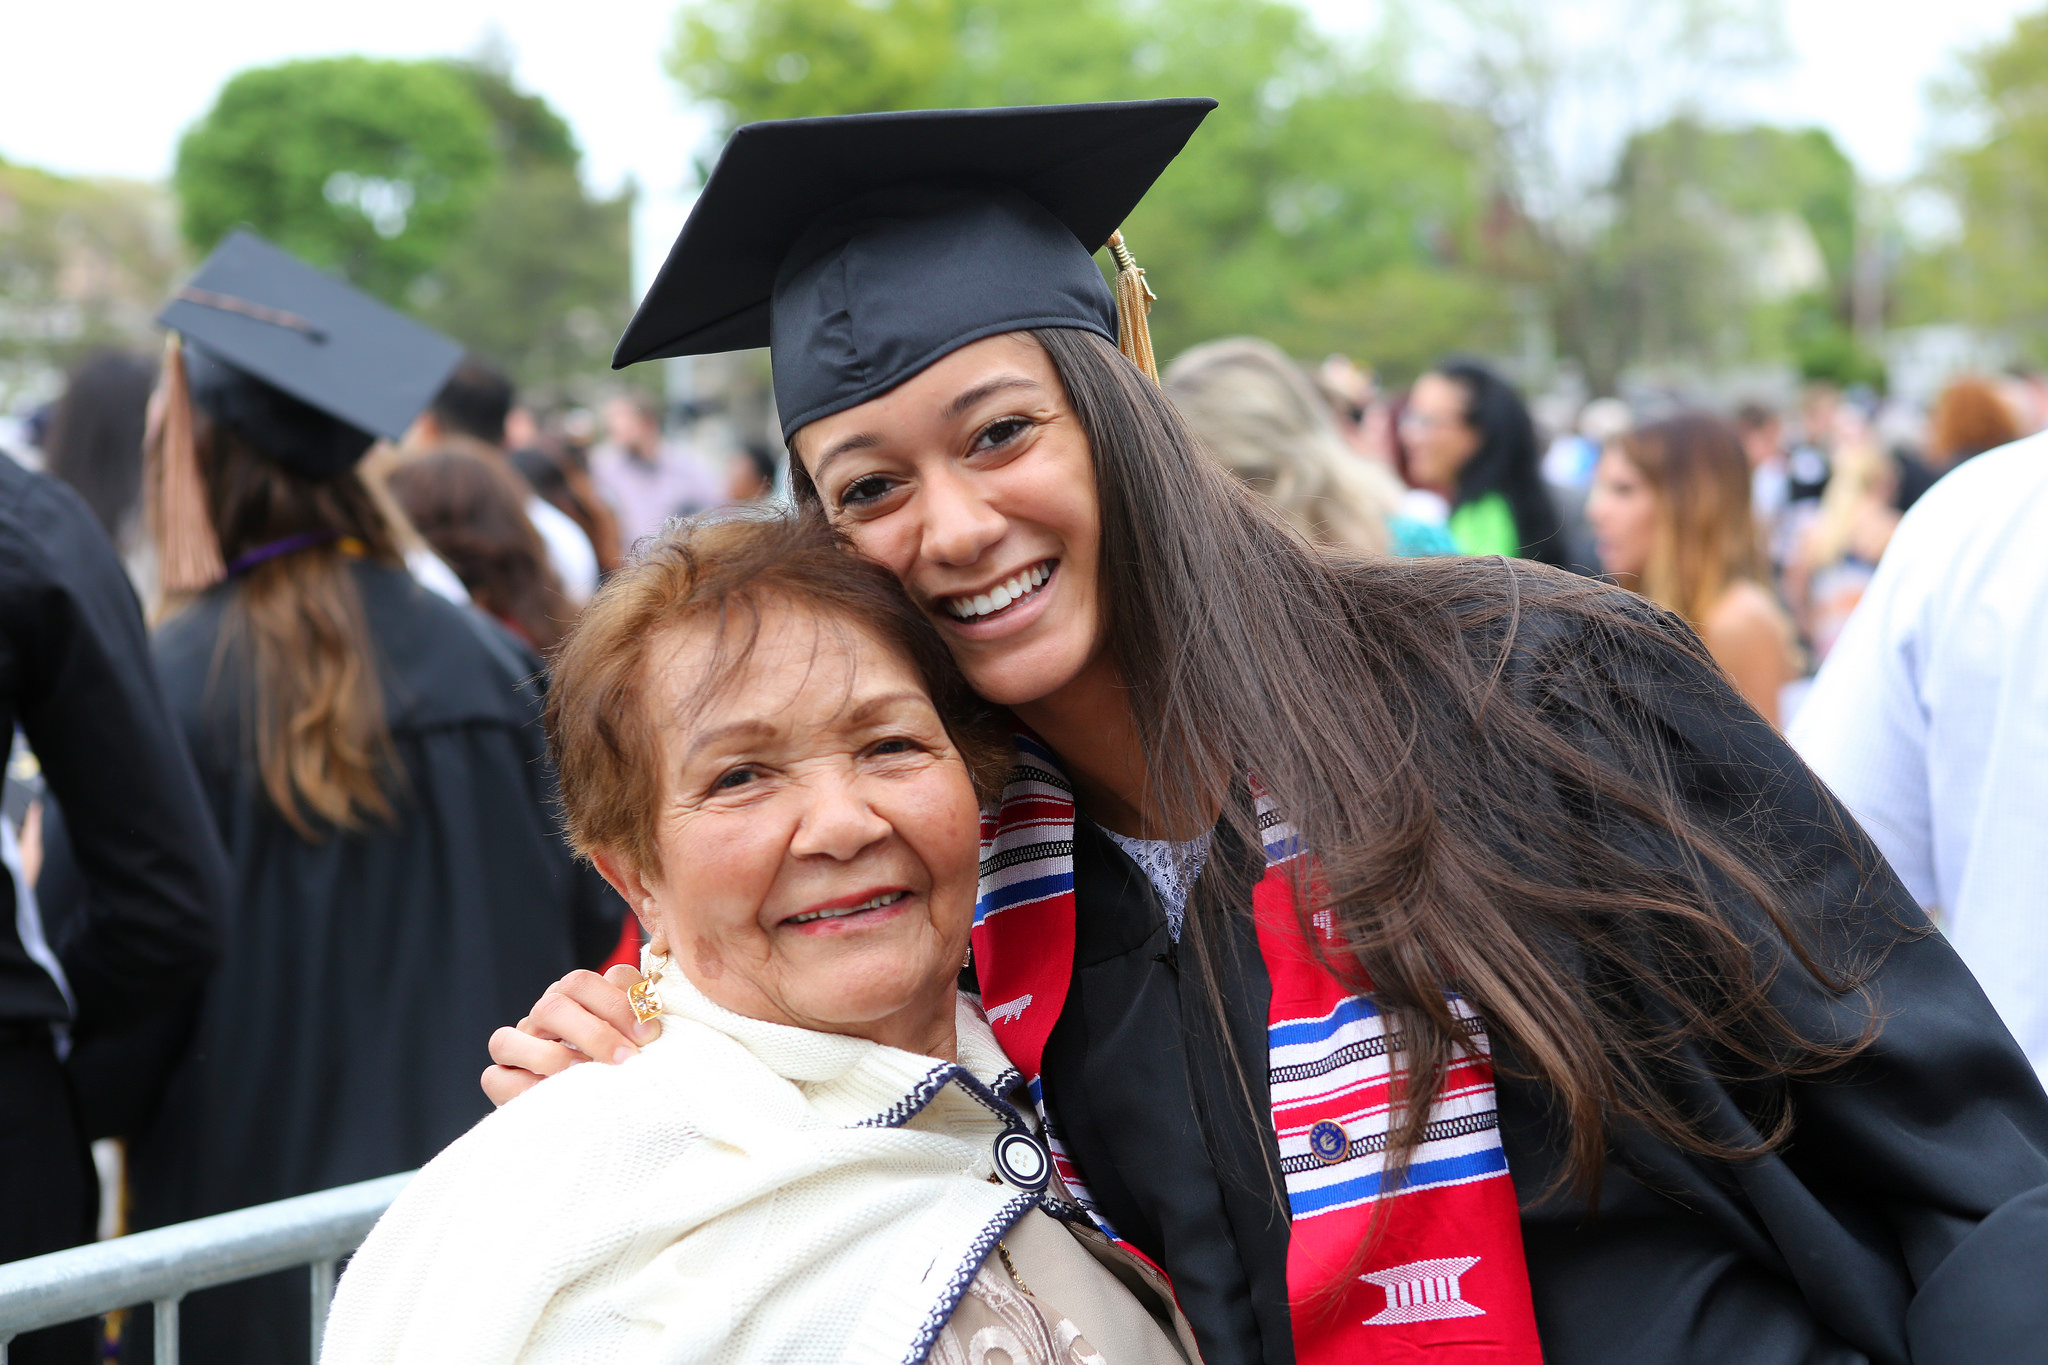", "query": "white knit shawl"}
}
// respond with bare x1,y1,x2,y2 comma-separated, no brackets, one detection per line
321,981,1038,1364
